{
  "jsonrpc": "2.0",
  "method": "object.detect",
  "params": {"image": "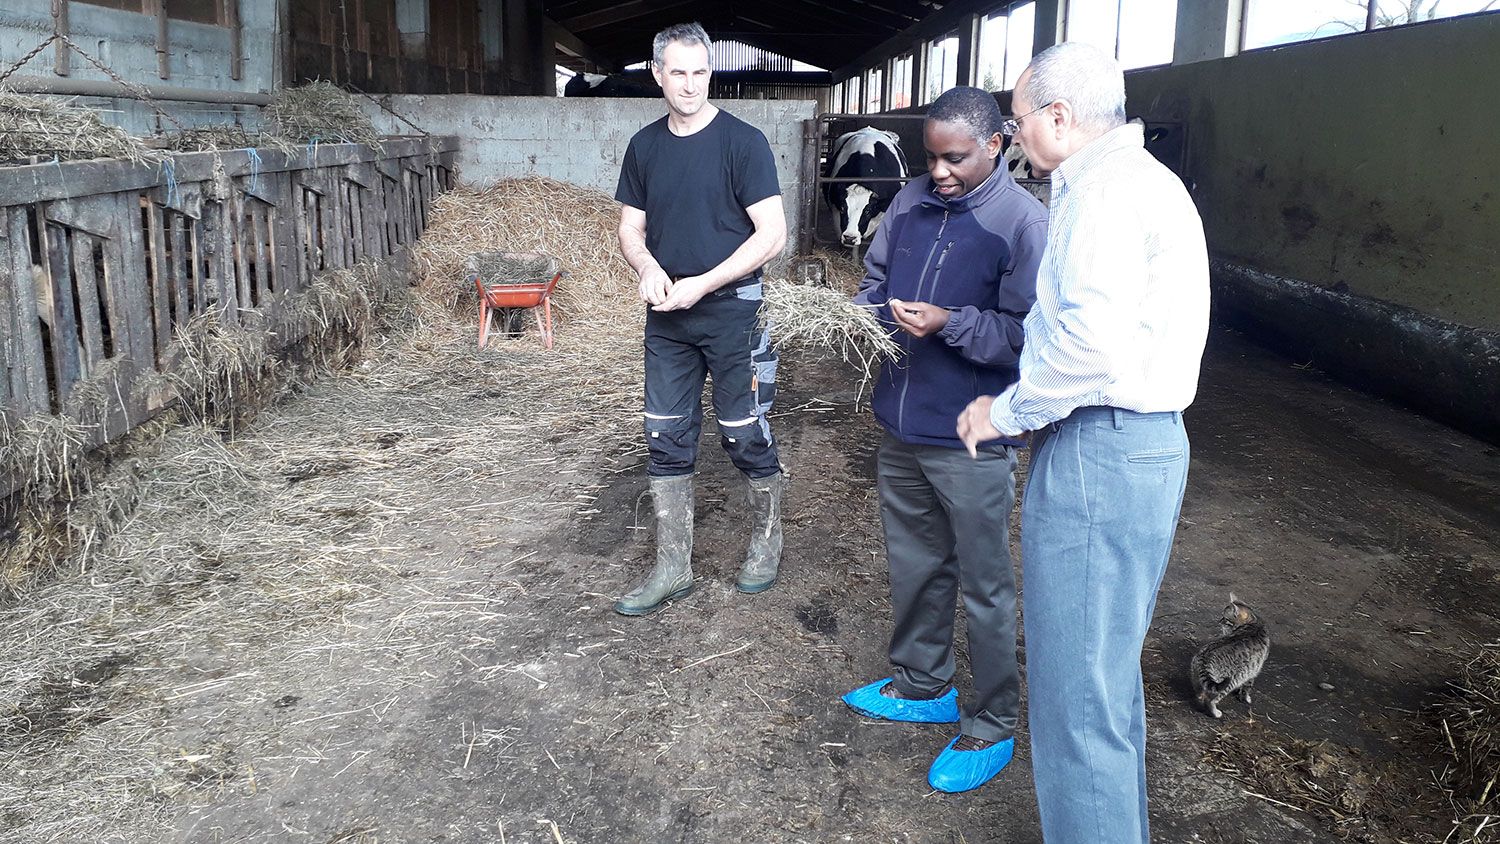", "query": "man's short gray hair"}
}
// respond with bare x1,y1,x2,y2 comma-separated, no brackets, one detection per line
1022,42,1126,132
652,22,714,67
